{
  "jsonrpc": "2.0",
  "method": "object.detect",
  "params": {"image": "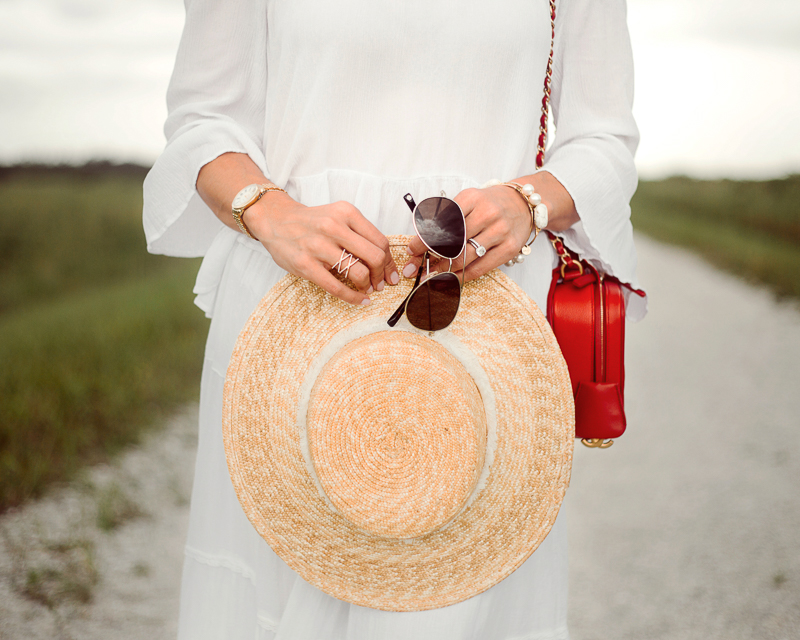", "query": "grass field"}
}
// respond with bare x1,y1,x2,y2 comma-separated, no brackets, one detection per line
1,165,798,513
0,164,208,512
632,175,800,299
